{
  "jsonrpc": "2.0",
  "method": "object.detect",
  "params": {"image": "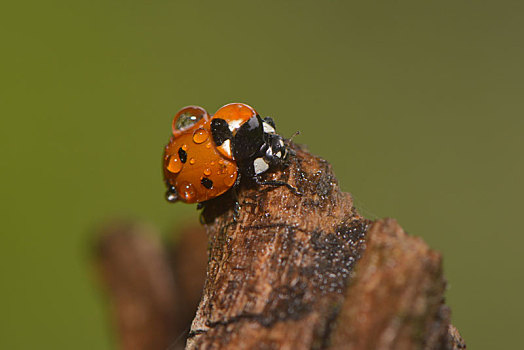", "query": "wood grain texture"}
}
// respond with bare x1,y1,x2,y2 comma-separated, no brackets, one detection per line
95,146,465,350
188,146,370,349
187,146,465,349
